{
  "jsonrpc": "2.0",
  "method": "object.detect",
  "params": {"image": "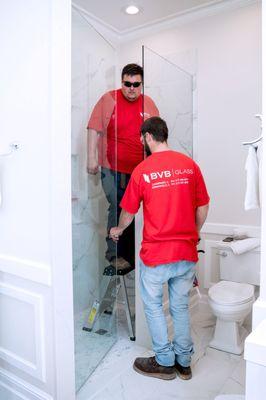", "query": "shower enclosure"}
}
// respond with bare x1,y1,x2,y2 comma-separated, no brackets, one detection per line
71,7,194,392
72,7,118,392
